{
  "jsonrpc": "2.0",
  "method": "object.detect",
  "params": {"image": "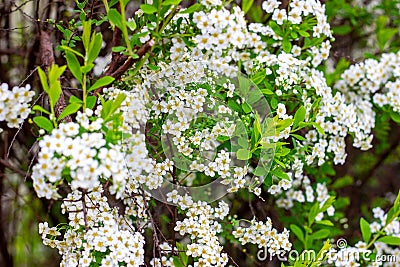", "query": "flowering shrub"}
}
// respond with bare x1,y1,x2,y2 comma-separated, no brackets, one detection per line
0,83,34,131
0,0,399,266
